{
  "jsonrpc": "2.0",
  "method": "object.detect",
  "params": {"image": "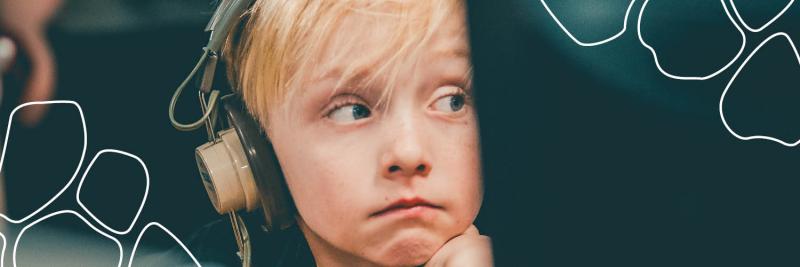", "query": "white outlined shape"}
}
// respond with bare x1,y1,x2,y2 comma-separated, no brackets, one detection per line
729,0,795,33
0,232,6,267
541,0,637,46
13,210,123,267
0,101,87,224
719,32,800,147
0,101,196,266
76,149,149,236
638,0,747,80
128,222,201,267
